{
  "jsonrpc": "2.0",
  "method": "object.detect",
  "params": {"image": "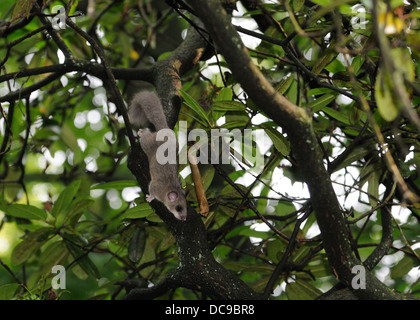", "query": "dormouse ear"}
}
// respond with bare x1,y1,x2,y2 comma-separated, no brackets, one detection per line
168,191,178,202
